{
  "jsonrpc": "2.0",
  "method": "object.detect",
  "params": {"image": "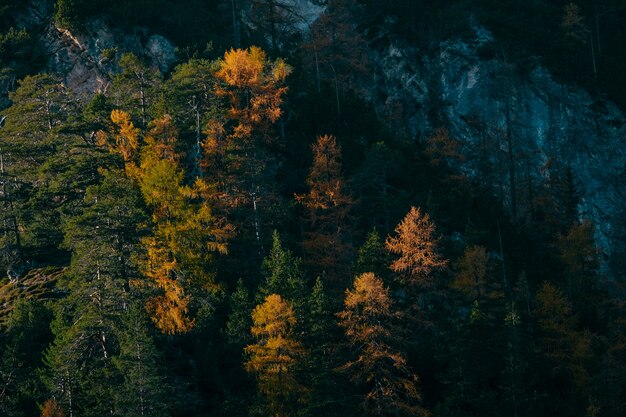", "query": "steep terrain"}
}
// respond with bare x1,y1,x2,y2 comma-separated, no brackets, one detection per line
367,22,626,275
